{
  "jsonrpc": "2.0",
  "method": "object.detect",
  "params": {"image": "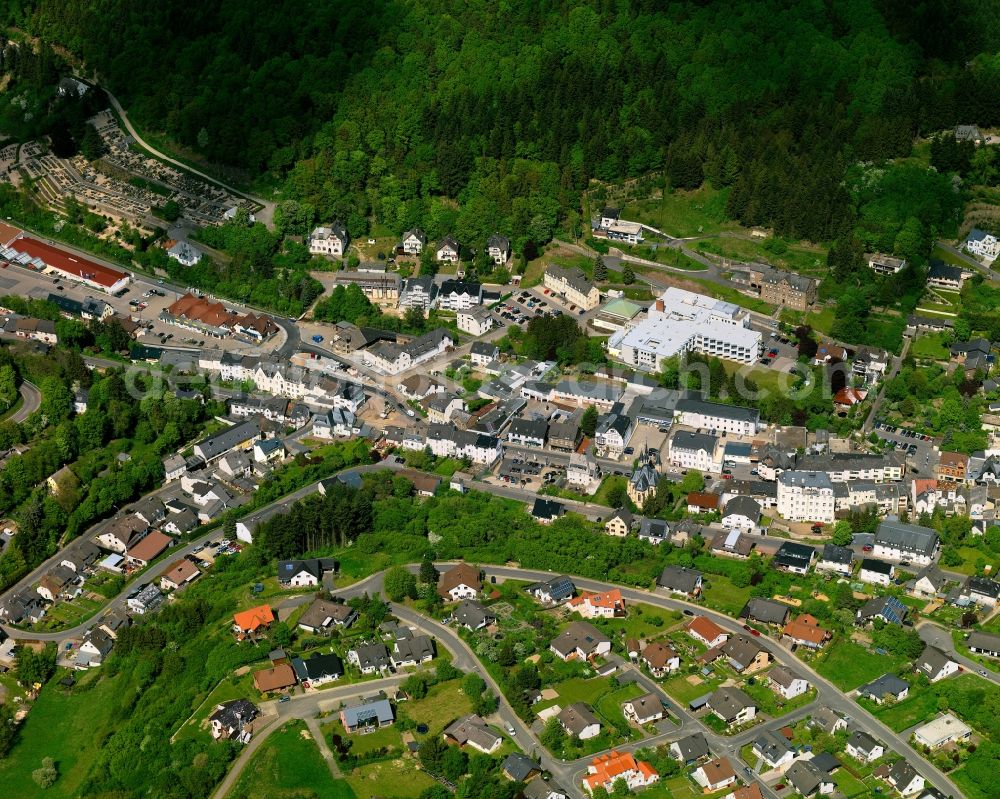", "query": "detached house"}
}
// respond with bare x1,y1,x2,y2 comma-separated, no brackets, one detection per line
622,692,665,725
558,703,602,740
436,235,460,263
720,634,771,673
277,558,337,587
437,563,481,601
753,729,796,769
487,234,511,266
783,614,830,650
858,673,909,704
707,686,757,727
687,615,729,648
914,645,958,683
210,699,259,742
885,761,925,797
308,223,349,258
786,760,834,796
401,228,426,255
768,665,810,699
846,730,884,763
657,566,702,597
641,641,680,677
550,621,611,661
693,757,738,792
567,589,626,619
